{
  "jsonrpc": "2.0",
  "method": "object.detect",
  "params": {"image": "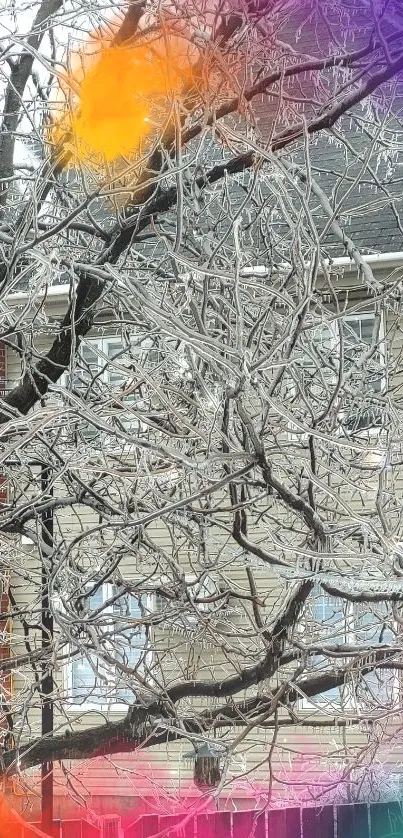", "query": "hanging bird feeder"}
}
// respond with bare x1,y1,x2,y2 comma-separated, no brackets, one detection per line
183,742,226,788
